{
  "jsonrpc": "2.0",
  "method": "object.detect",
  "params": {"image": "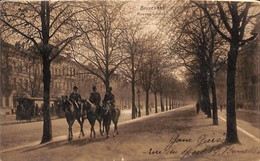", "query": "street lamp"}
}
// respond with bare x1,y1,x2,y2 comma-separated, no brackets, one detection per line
137,89,141,117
